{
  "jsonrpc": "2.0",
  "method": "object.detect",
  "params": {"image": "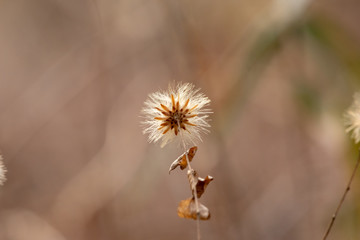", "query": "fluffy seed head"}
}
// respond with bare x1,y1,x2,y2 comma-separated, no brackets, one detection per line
0,155,6,185
141,82,211,147
344,92,360,144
